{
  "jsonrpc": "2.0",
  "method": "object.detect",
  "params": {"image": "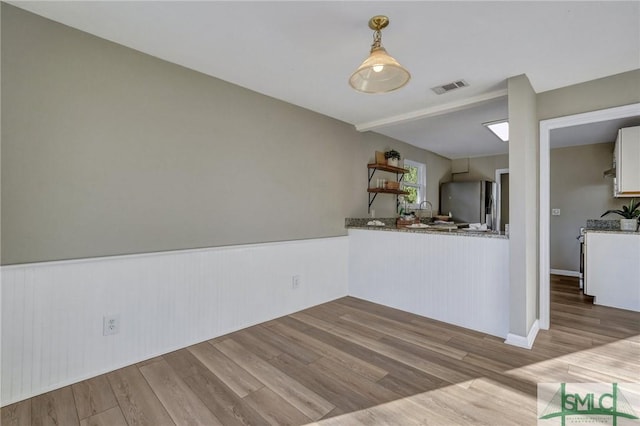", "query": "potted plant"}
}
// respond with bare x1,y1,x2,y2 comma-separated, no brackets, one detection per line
384,149,401,167
601,198,640,231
